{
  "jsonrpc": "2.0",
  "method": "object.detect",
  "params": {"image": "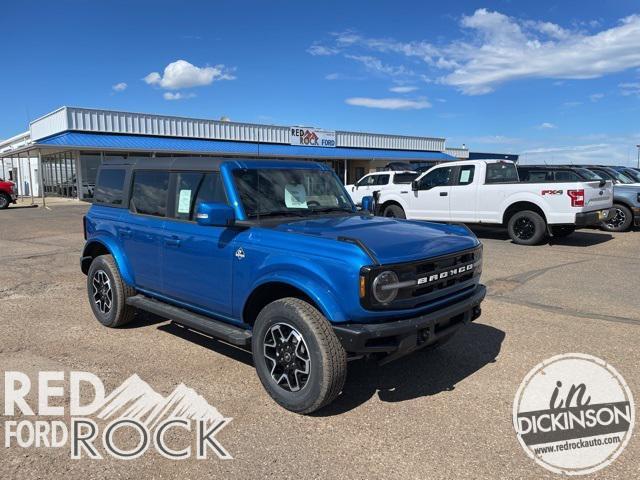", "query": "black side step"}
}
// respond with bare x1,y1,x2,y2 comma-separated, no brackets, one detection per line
126,295,251,346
